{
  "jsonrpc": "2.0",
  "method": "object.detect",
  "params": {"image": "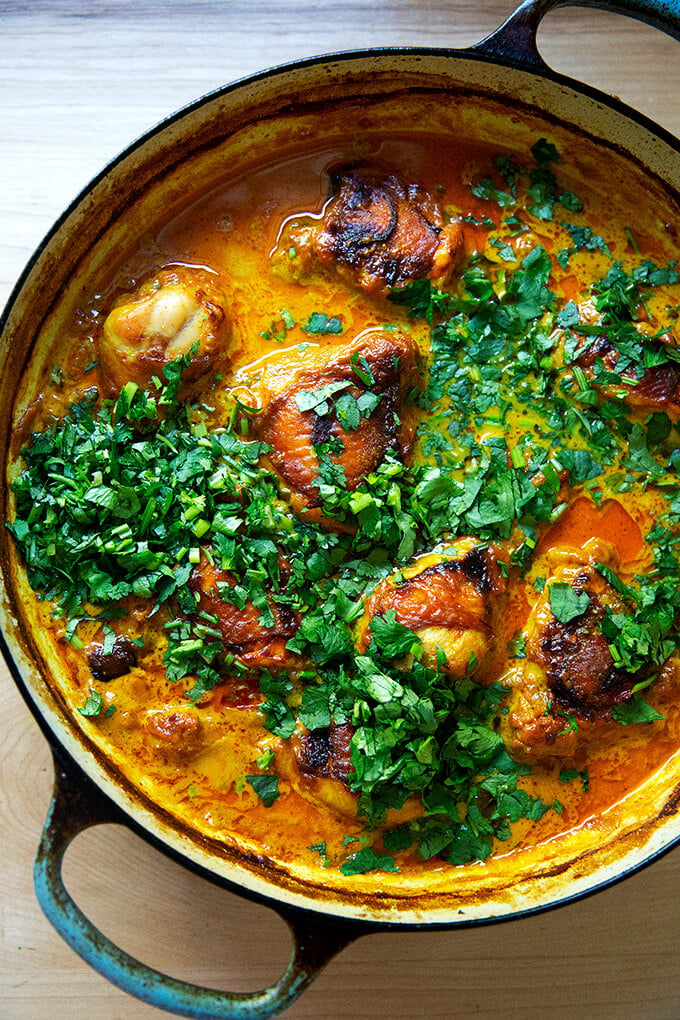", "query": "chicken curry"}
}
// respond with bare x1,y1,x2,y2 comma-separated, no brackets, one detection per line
7,111,680,889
